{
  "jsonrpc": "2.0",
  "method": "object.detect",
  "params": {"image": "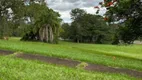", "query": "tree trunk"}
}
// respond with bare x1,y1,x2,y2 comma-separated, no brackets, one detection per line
54,27,58,43
43,27,46,42
45,25,49,42
39,27,44,41
77,38,80,43
49,26,54,43
39,24,56,43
